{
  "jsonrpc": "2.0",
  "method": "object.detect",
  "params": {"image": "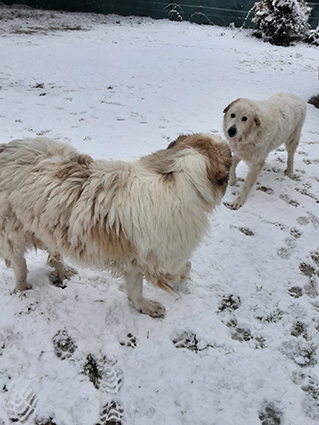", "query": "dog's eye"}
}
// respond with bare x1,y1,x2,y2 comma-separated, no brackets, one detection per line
230,113,236,119
242,116,247,122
